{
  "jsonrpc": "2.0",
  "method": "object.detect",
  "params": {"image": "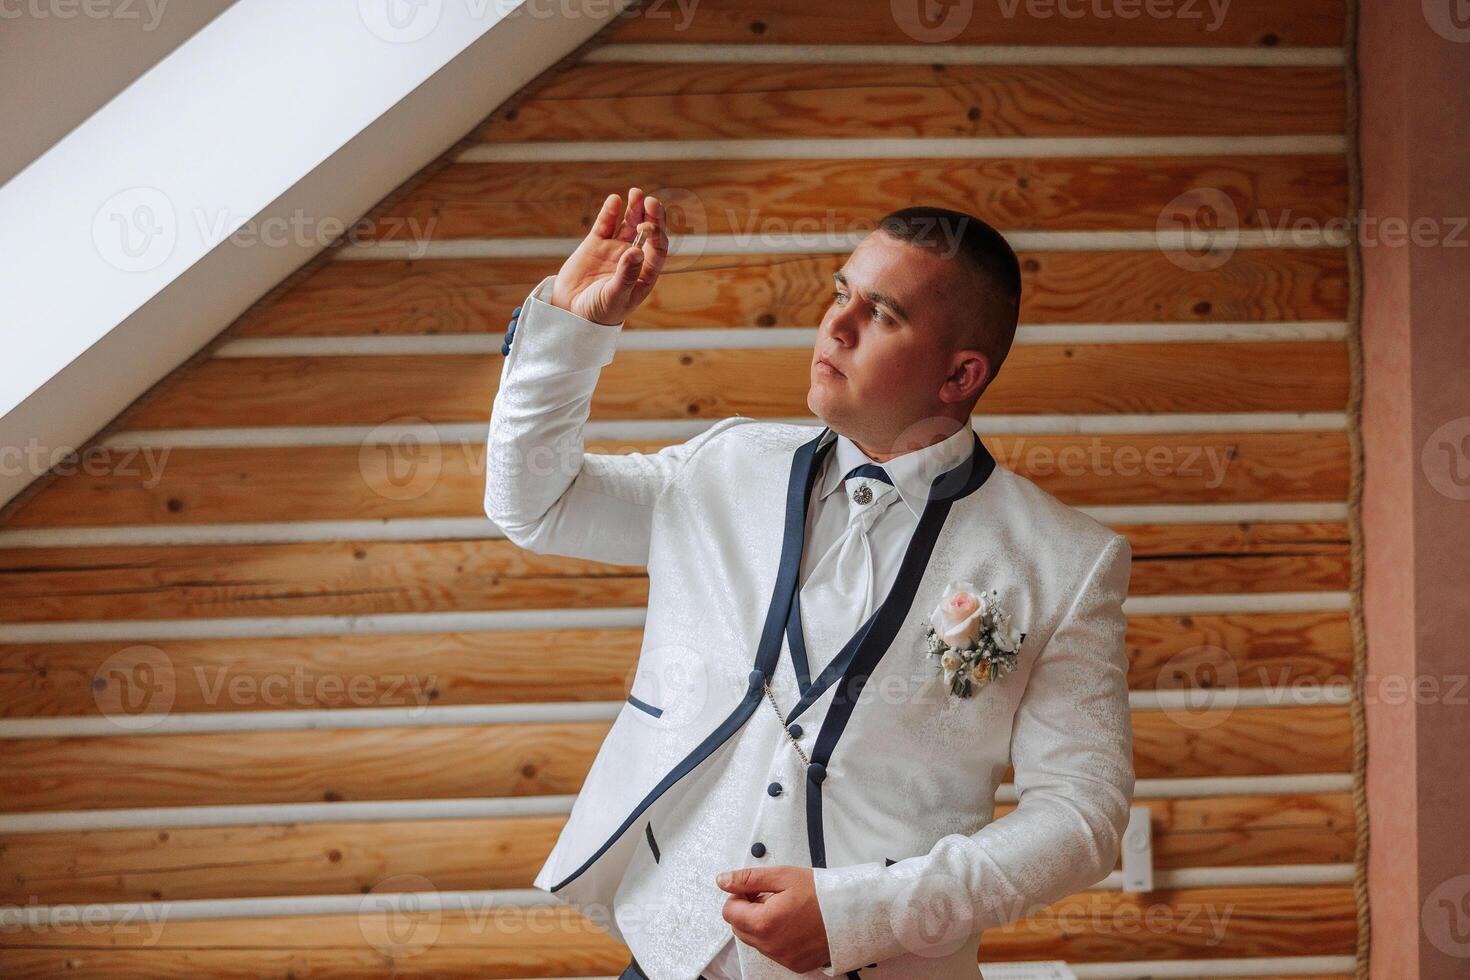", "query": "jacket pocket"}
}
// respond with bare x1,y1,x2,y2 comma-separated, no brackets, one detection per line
626,693,664,718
